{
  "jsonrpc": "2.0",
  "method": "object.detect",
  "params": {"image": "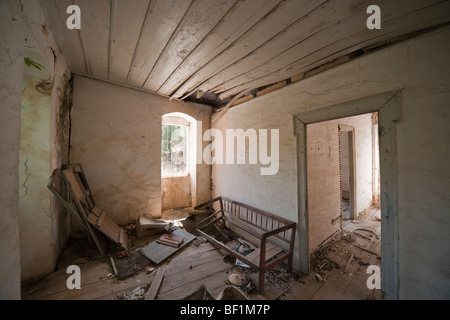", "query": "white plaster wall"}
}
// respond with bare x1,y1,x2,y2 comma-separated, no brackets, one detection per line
18,78,53,280
337,113,374,215
0,0,25,300
306,121,341,253
0,0,76,291
71,76,211,223
21,0,74,243
19,0,72,281
212,26,450,298
211,100,298,223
